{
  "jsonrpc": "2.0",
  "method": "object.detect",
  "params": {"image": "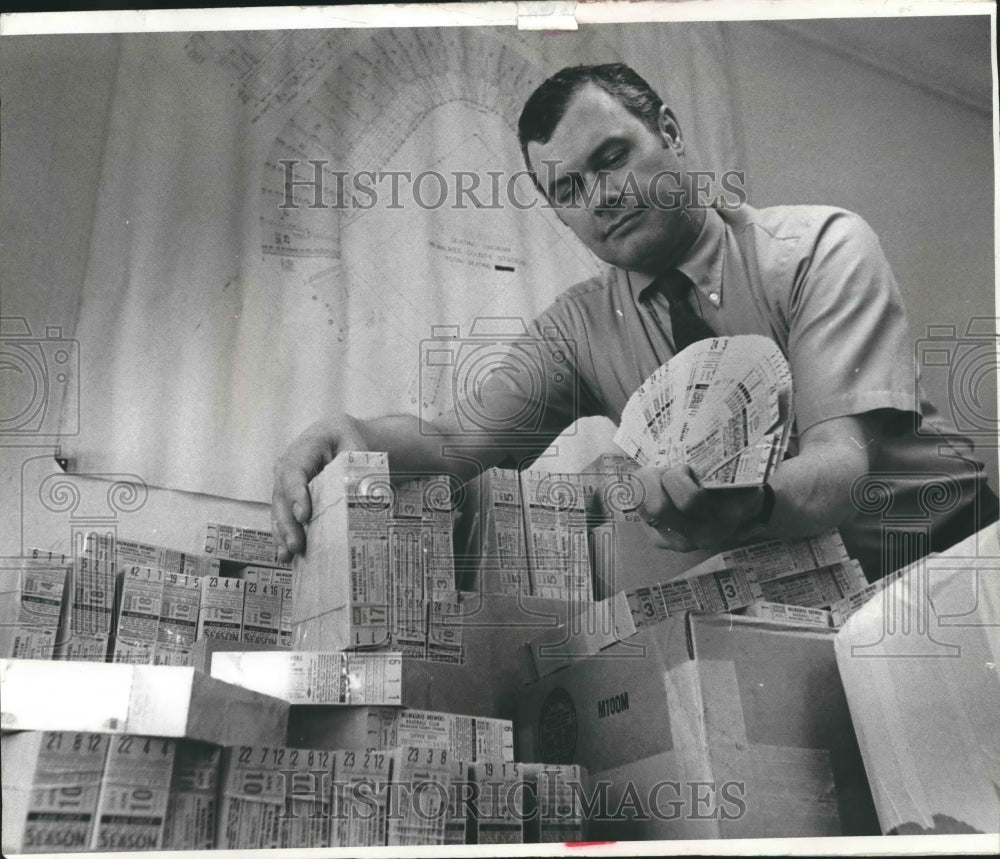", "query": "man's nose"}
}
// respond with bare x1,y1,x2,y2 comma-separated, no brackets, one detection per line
590,171,623,213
